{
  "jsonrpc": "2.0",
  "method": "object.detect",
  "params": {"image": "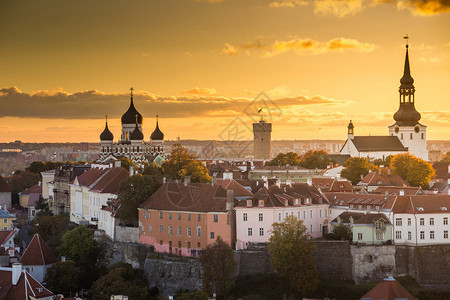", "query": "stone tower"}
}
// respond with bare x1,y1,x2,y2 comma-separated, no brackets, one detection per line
253,119,272,160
